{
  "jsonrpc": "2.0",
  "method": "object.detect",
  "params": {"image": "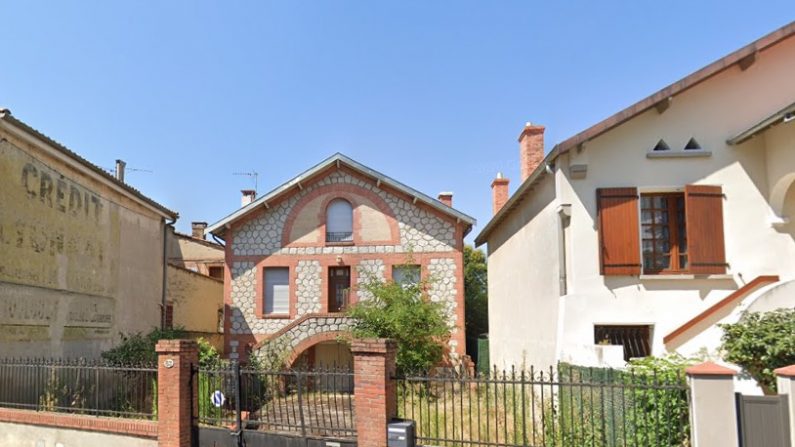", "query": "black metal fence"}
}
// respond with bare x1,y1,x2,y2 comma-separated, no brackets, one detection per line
0,358,157,419
196,363,355,439
396,364,690,447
